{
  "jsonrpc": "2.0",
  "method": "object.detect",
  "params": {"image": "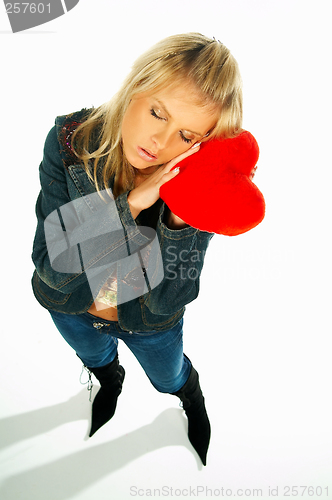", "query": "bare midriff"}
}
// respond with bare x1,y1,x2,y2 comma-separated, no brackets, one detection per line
87,302,118,321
